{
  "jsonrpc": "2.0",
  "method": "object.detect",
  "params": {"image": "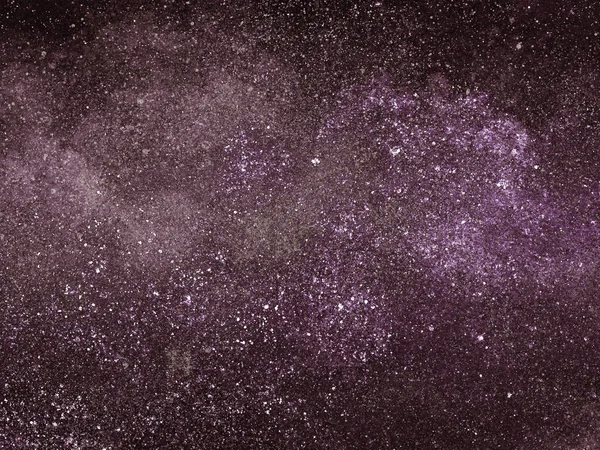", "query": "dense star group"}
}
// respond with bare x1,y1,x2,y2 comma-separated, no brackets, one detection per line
1,2,600,448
